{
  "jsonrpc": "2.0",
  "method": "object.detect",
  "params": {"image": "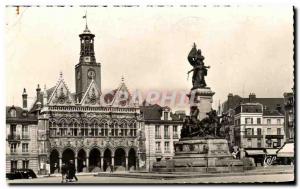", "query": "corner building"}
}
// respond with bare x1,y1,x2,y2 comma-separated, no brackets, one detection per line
28,24,143,174
6,104,39,174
